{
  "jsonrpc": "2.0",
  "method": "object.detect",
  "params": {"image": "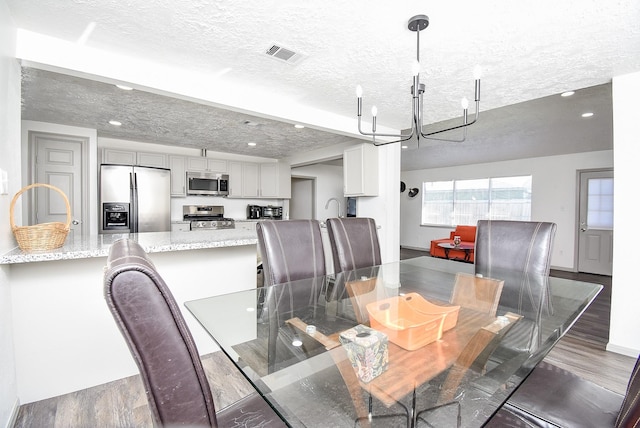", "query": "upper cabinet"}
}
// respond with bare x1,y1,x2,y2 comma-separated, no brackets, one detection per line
186,157,228,173
260,162,291,198
344,143,378,196
228,161,290,199
228,161,259,198
169,155,187,196
101,147,291,199
101,148,167,168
